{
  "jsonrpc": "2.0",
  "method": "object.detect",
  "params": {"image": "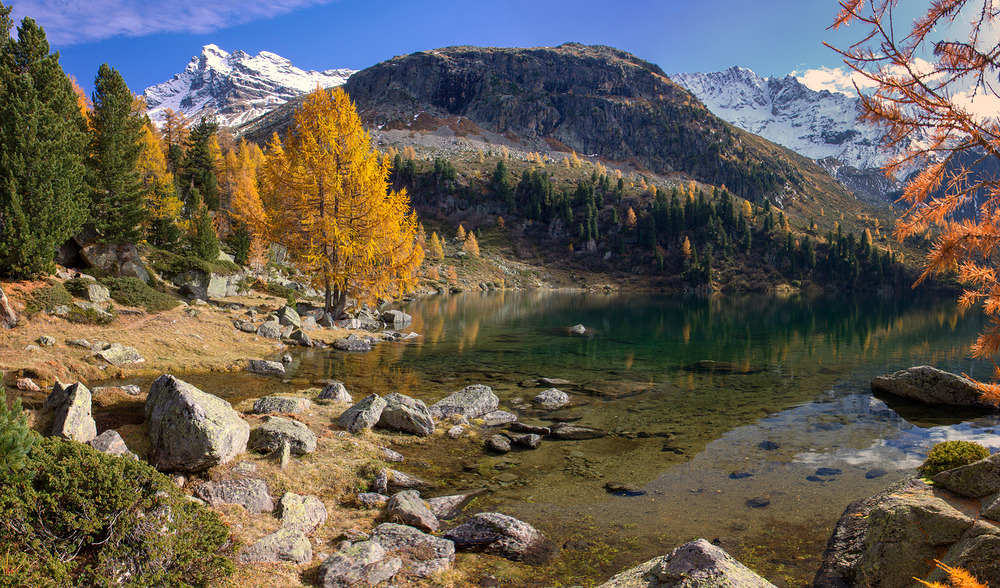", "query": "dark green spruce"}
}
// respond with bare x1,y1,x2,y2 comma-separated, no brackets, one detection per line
87,63,145,244
179,117,221,212
0,6,88,277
